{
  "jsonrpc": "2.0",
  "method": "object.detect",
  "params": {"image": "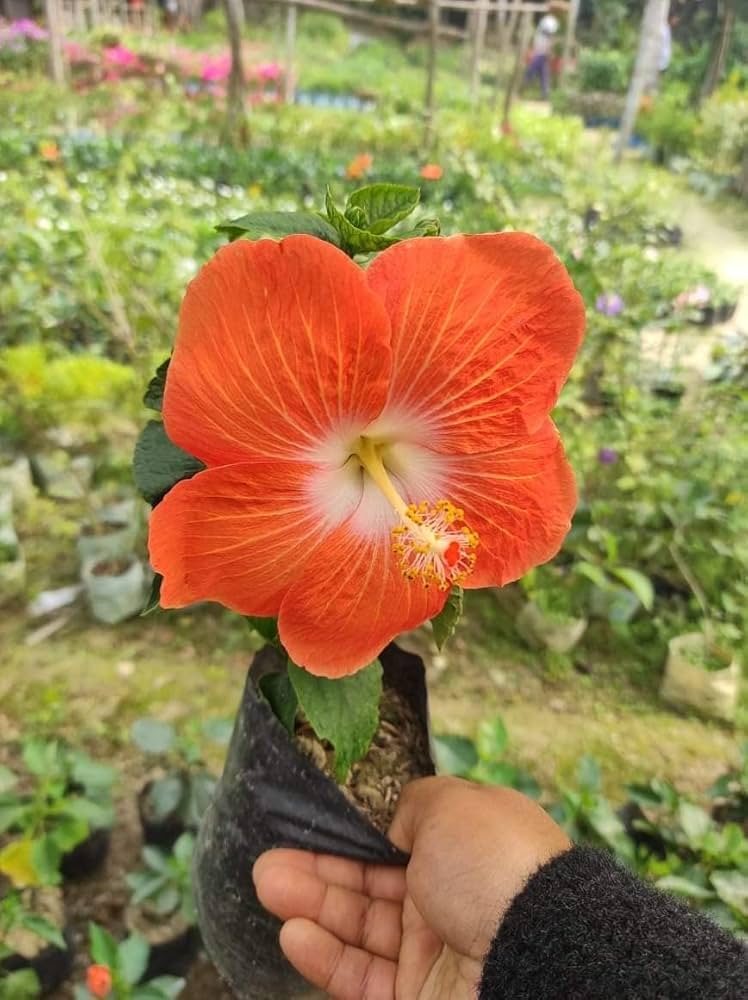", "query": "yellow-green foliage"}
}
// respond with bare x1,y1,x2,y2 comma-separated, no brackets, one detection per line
1,344,137,443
